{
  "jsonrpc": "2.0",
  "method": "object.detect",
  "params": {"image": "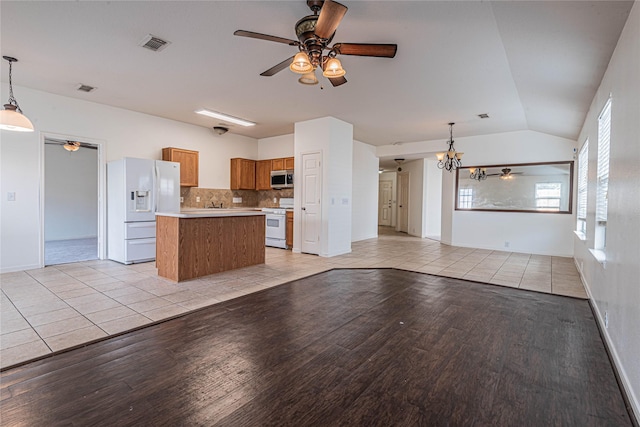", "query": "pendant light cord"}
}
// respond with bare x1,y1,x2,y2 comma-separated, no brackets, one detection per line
5,58,23,113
